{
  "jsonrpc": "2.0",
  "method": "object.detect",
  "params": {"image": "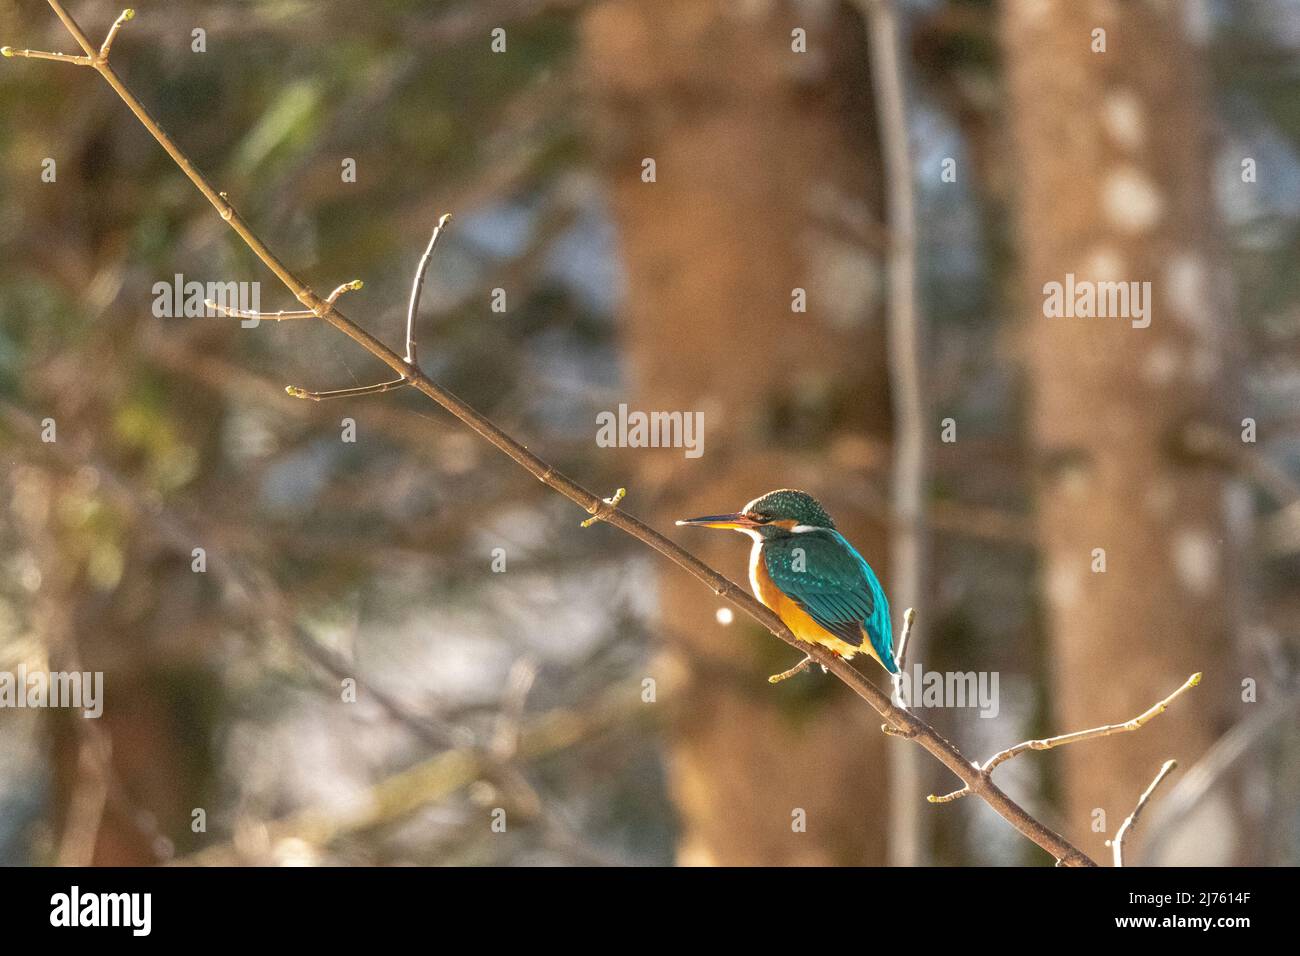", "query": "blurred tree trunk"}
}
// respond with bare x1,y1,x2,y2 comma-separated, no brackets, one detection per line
12,460,209,867
1002,0,1248,862
582,0,895,864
